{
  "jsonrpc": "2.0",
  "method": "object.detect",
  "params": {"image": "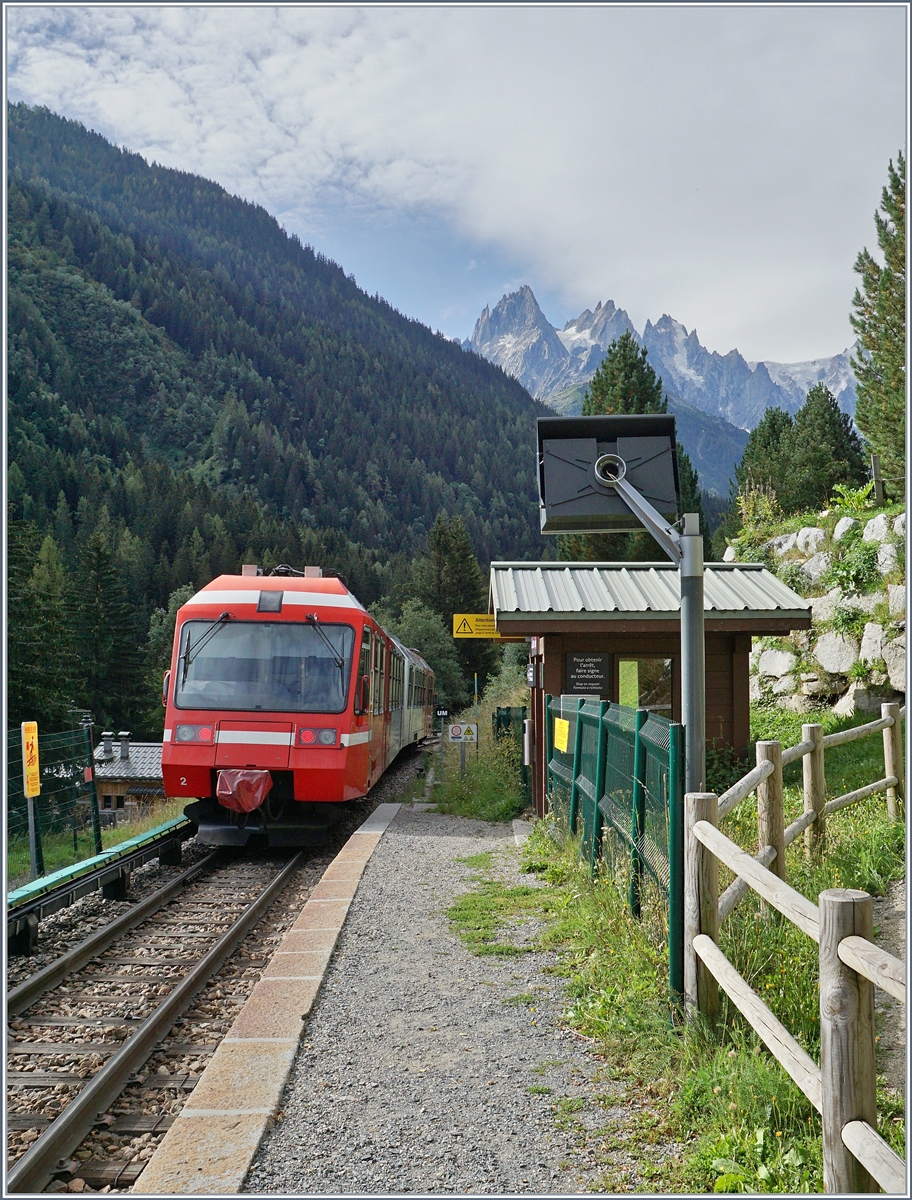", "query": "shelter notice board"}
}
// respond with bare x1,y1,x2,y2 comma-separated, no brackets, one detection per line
565,653,611,697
